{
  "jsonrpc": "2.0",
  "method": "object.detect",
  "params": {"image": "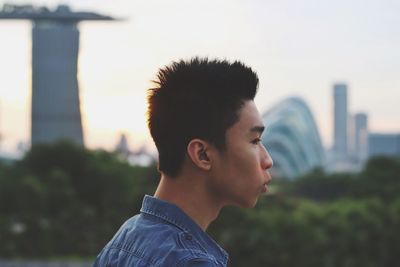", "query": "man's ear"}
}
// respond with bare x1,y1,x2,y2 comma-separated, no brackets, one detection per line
187,139,211,171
